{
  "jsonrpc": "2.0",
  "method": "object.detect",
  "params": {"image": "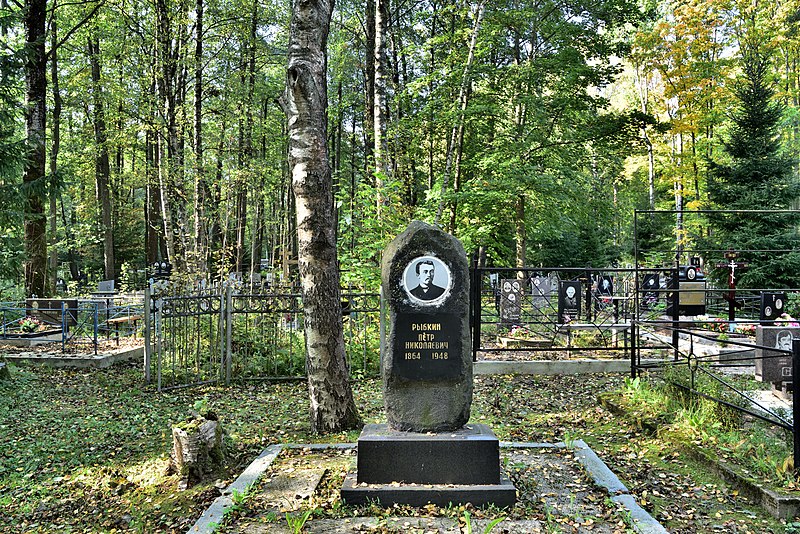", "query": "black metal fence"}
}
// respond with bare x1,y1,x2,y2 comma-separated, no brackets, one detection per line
471,267,637,360
631,209,800,476
145,285,380,391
